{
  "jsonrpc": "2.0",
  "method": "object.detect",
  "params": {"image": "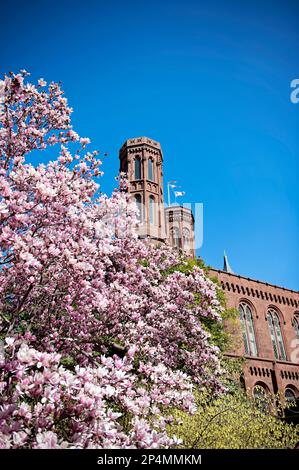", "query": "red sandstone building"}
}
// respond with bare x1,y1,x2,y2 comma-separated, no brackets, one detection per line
120,136,299,401
211,266,299,401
